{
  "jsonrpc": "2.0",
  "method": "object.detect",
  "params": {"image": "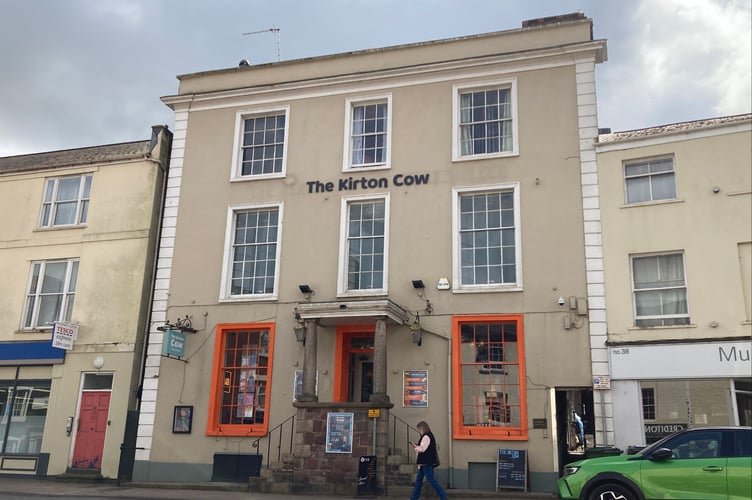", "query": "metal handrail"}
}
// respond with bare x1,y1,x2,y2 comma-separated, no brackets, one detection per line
390,413,420,464
251,413,296,469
